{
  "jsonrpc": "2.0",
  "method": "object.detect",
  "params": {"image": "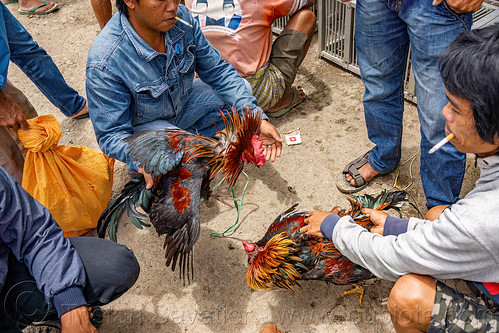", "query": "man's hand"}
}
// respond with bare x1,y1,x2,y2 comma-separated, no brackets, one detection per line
139,168,154,189
432,0,484,13
259,119,283,162
60,306,97,333
361,208,388,235
0,89,29,130
300,211,331,237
